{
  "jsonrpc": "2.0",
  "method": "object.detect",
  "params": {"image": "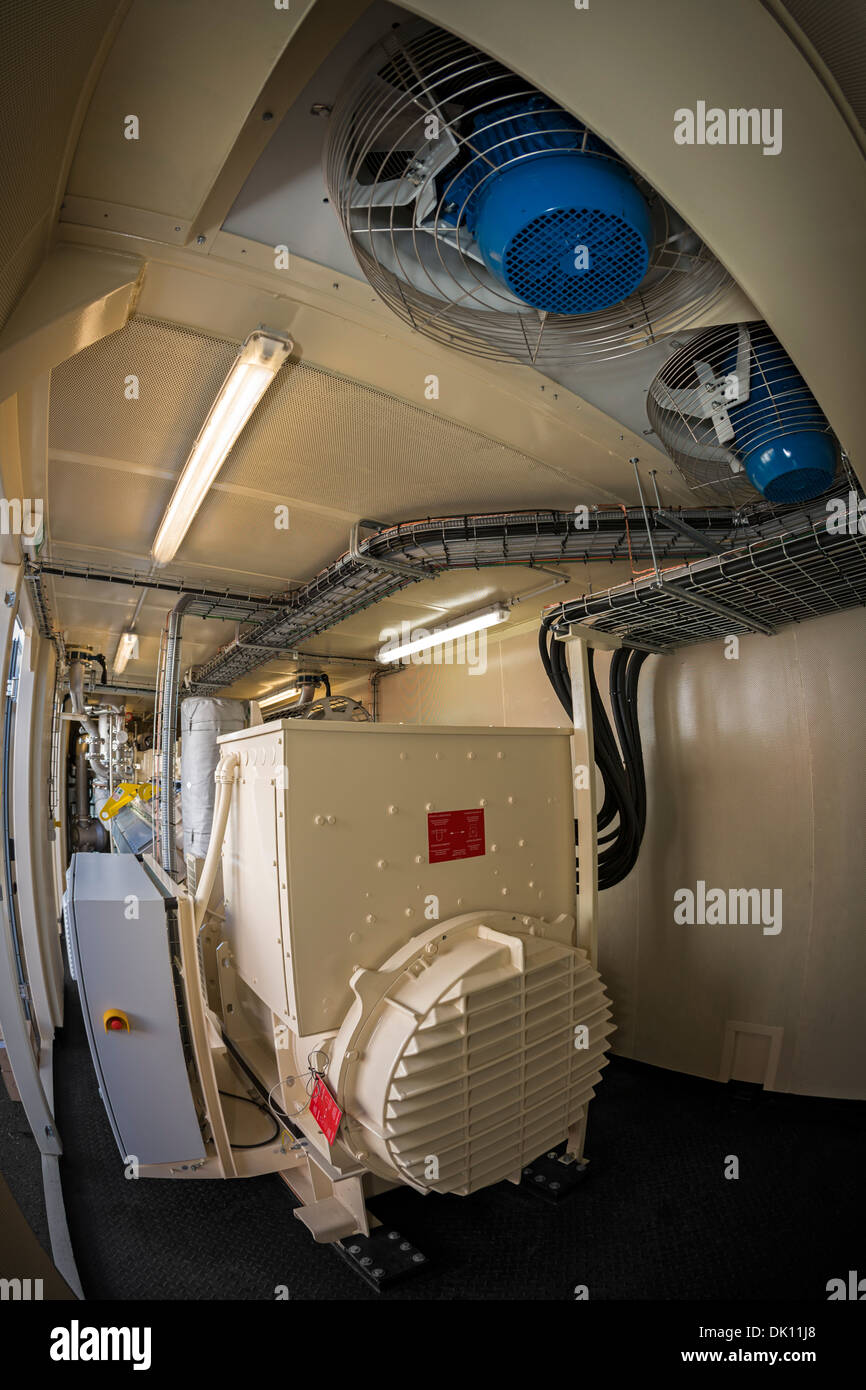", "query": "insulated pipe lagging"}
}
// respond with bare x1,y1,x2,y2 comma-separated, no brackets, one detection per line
193,752,238,931
69,659,109,779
